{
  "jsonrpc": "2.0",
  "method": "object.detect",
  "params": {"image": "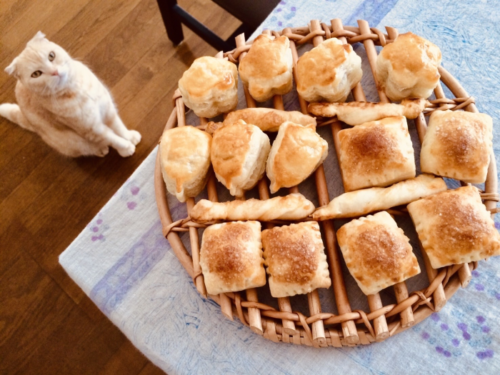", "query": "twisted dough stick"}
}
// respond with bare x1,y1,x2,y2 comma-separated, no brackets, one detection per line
308,98,426,126
191,193,315,222
312,174,447,220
